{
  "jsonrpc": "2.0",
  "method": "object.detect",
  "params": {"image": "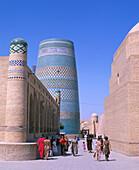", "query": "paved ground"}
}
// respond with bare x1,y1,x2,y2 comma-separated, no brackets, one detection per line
0,140,139,170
